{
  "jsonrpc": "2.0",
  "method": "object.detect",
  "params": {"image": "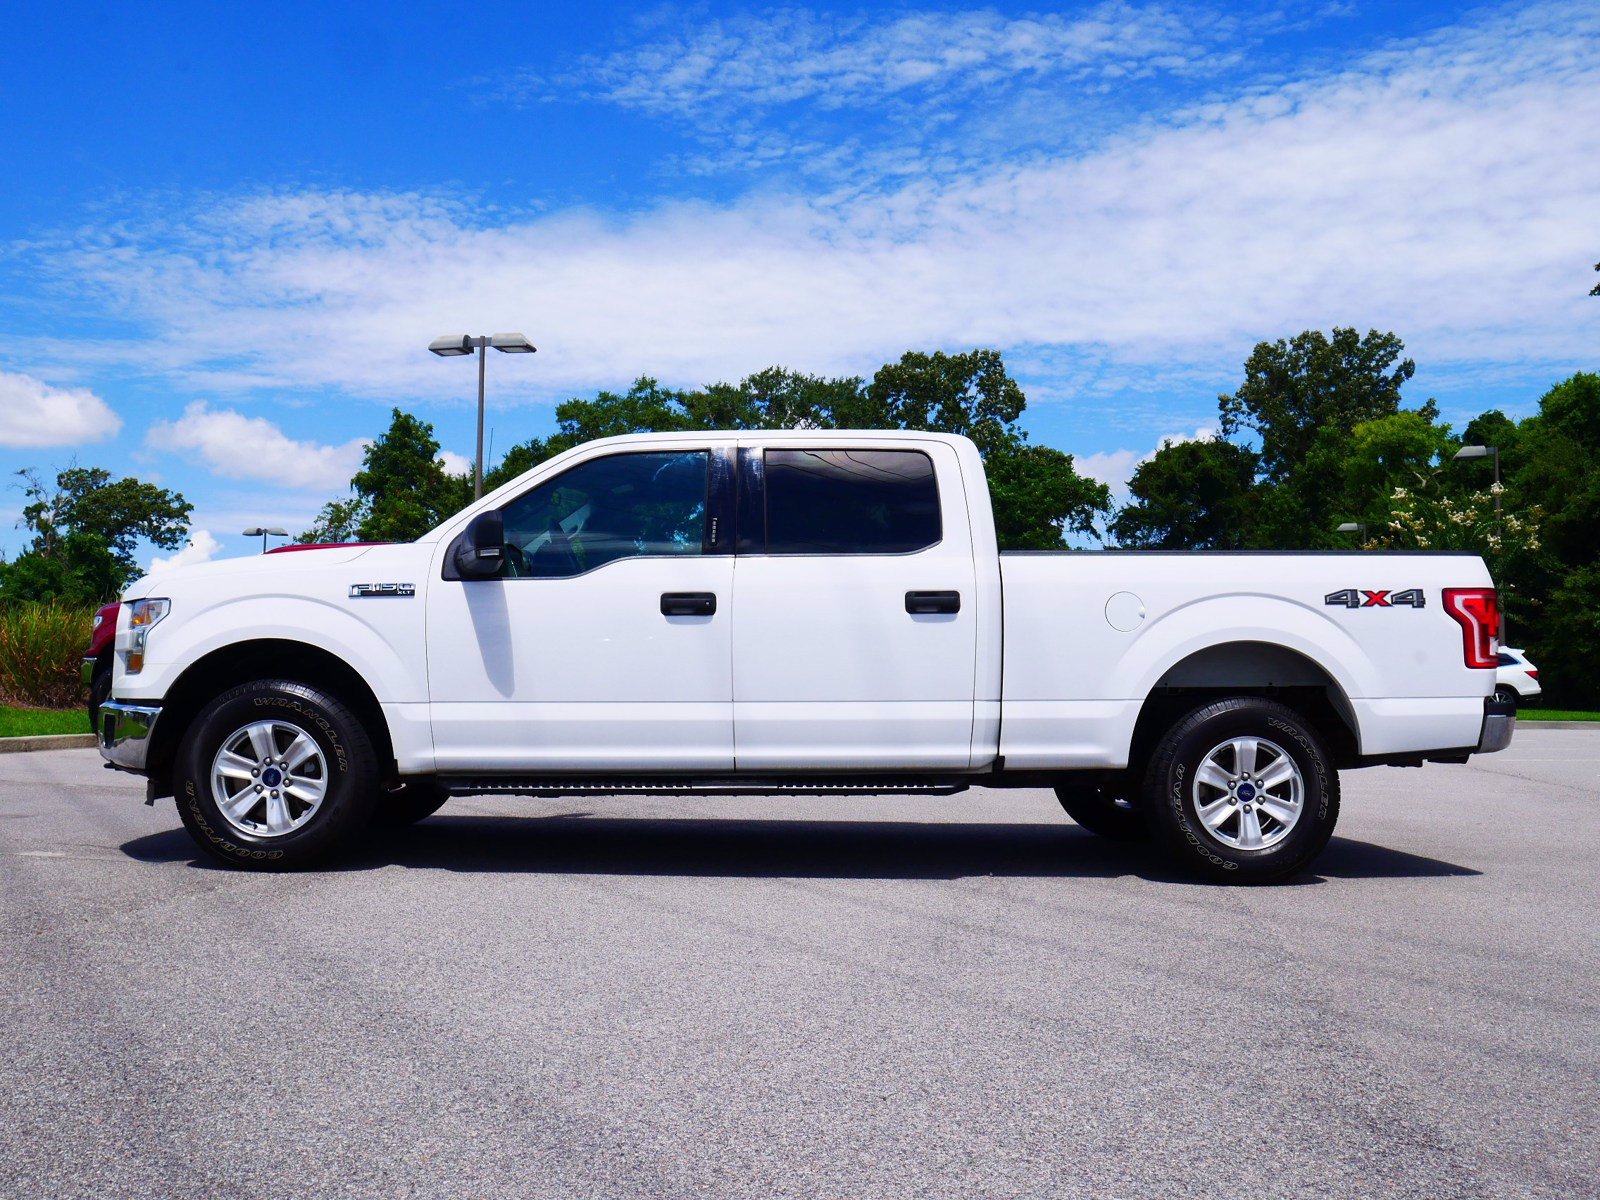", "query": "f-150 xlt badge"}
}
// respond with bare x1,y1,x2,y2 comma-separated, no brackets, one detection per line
349,583,416,598
1325,588,1425,608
